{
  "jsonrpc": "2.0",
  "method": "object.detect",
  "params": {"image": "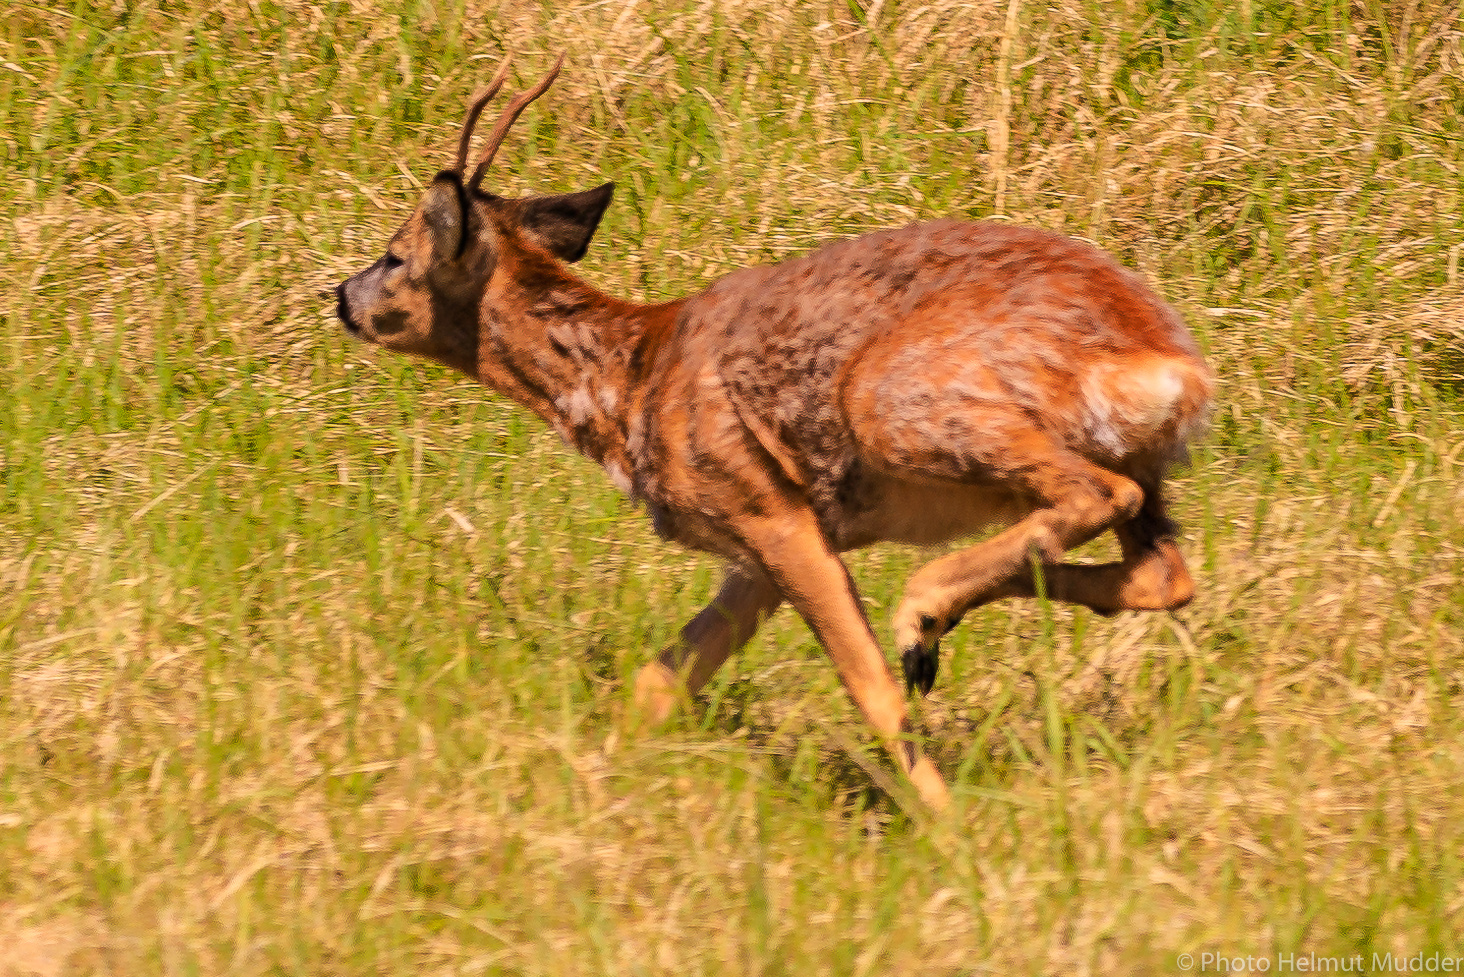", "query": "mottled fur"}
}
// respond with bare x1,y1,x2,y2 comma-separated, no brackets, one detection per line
335,63,1215,811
